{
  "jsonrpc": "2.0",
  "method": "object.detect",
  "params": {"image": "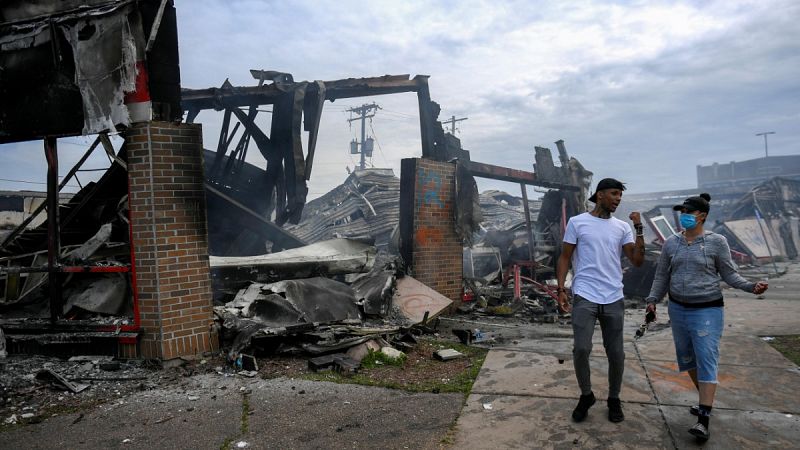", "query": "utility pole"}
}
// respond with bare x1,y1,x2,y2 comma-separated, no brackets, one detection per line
347,103,381,169
444,115,468,134
756,131,775,158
